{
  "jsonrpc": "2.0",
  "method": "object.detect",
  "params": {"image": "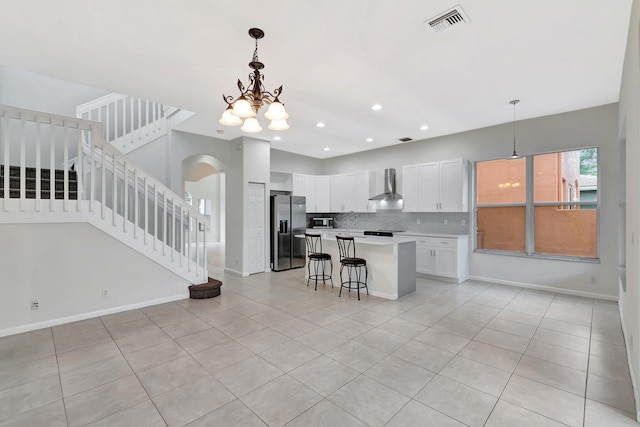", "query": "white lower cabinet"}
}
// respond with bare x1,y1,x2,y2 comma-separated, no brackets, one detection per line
410,235,469,283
